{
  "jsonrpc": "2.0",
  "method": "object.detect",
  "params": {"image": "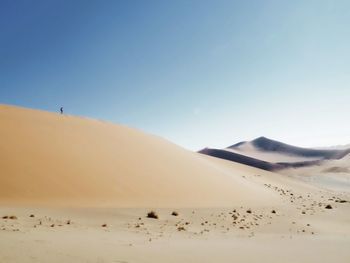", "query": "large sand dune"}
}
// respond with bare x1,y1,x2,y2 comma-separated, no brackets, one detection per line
200,137,350,171
0,104,278,207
